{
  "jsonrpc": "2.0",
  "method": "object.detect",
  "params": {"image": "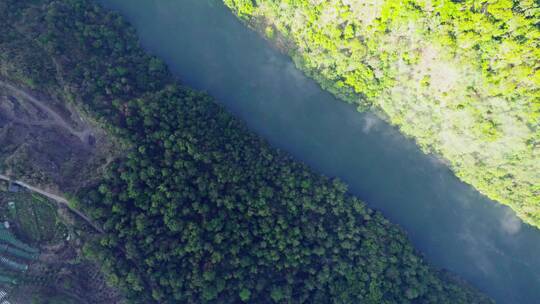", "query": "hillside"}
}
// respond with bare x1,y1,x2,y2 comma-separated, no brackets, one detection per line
223,0,540,228
0,0,493,303
0,4,118,195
